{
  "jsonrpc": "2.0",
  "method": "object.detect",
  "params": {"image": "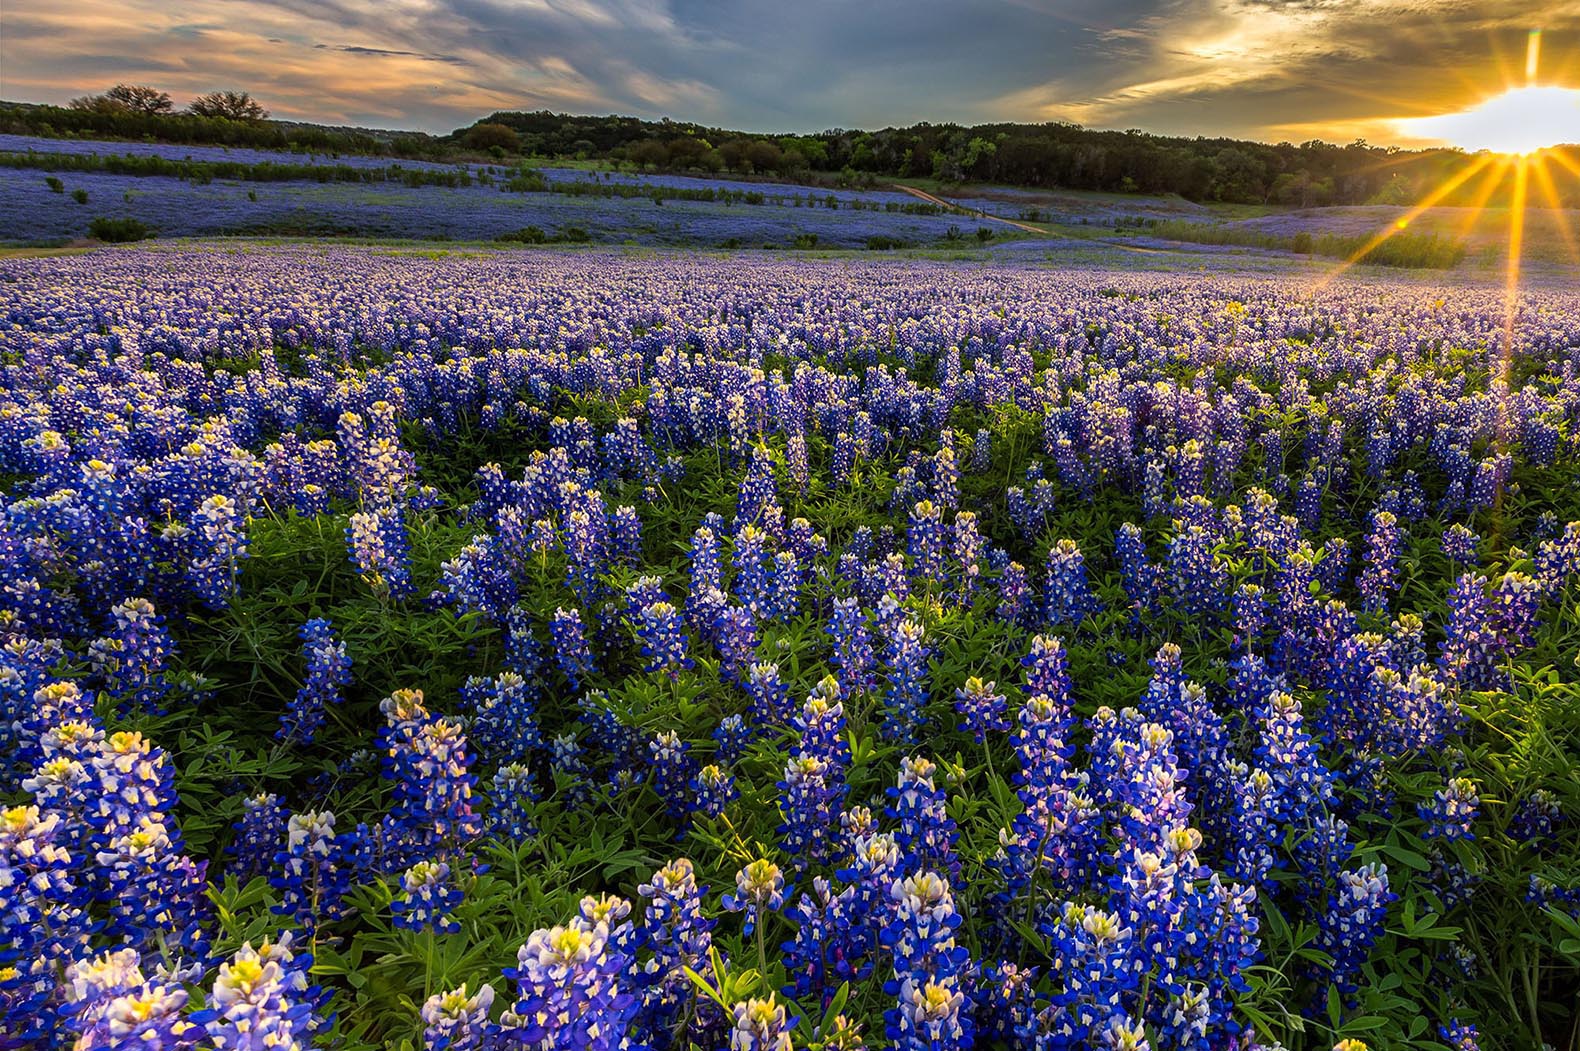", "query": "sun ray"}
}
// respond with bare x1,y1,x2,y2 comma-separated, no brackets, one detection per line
1450,156,1512,243
1529,154,1580,265
1313,153,1500,288
1500,156,1529,383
